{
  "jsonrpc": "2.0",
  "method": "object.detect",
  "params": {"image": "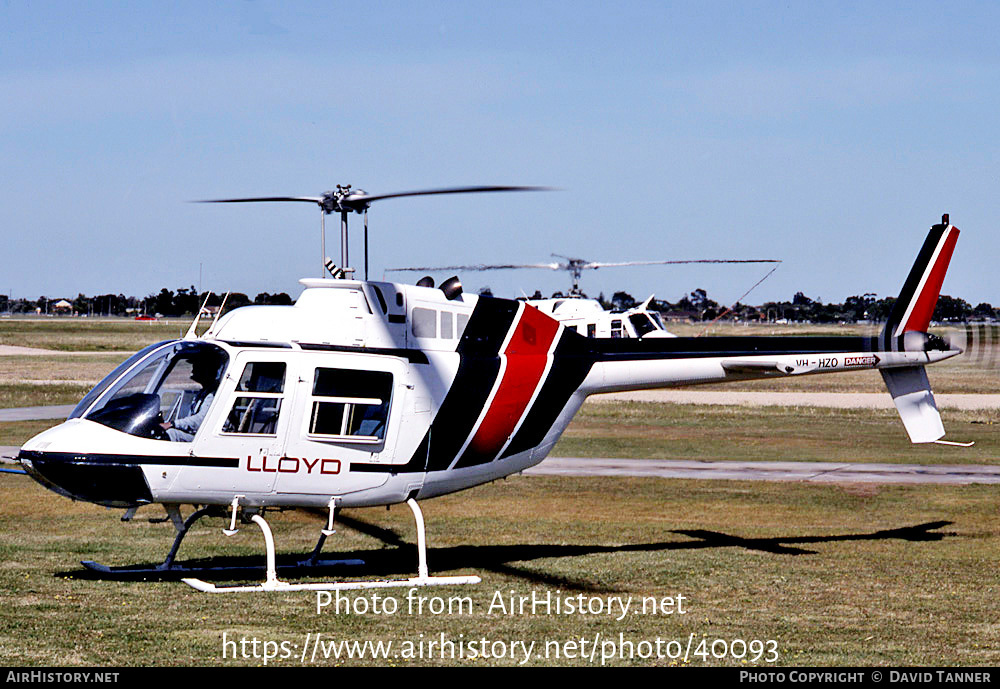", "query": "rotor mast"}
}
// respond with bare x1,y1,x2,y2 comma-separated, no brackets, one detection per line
200,185,549,282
